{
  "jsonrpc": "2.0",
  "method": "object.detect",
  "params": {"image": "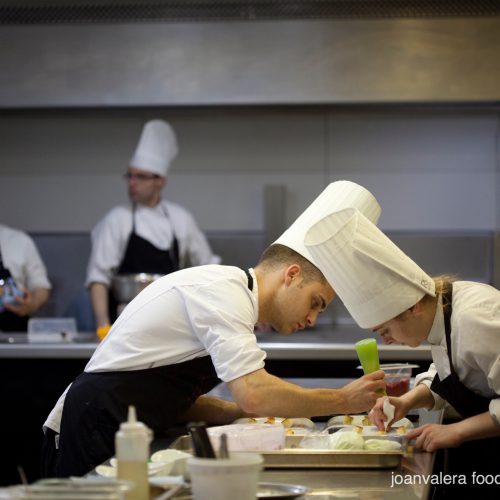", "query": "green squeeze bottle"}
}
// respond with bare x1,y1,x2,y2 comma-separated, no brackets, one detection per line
355,338,386,396
355,338,380,373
